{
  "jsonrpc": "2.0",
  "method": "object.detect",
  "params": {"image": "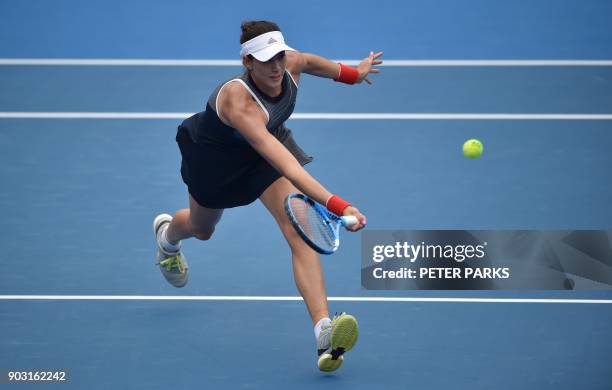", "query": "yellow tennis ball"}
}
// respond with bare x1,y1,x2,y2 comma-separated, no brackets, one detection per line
463,139,483,158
